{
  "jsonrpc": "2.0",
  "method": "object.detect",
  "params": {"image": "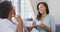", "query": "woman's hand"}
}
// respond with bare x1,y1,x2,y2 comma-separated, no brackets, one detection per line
40,24,47,28
39,24,51,32
32,21,36,26
14,15,22,23
14,15,23,32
